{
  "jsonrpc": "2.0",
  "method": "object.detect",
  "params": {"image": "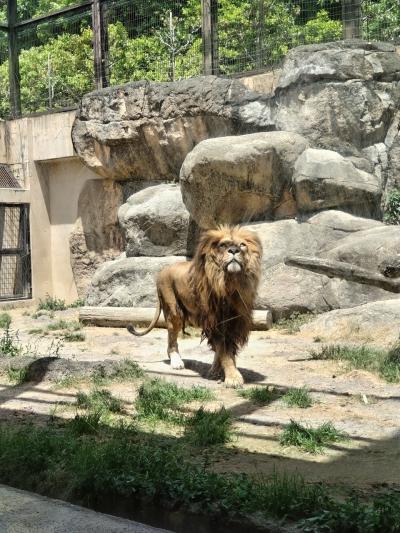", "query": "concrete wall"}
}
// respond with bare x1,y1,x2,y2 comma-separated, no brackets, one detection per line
0,110,101,305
